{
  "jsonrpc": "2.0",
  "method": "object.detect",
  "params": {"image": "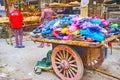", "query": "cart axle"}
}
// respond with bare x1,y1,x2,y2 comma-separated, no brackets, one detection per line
58,60,70,70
